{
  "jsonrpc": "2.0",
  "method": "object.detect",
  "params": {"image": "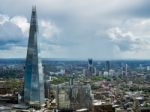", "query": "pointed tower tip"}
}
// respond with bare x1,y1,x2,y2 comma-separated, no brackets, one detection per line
32,5,36,12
